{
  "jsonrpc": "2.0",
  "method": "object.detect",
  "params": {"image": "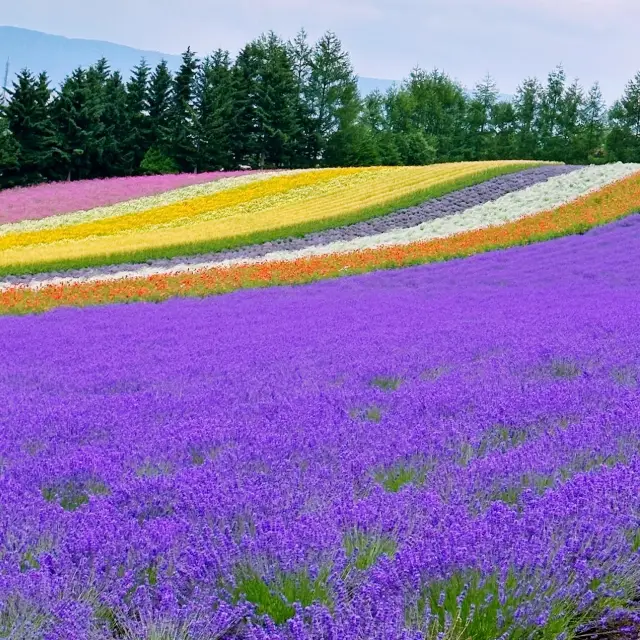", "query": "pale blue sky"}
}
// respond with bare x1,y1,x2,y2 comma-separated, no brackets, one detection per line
2,0,636,103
